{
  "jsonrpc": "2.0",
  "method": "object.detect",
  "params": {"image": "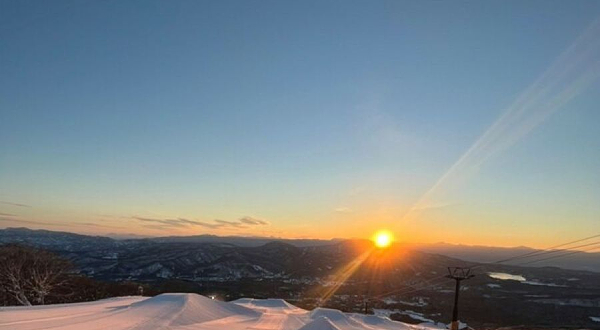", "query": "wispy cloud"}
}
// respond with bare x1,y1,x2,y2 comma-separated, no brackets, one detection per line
334,207,353,213
238,216,269,225
77,222,124,229
0,201,31,208
0,217,58,226
132,216,269,230
0,217,121,229
133,217,210,228
0,212,17,217
214,219,244,228
142,224,173,231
